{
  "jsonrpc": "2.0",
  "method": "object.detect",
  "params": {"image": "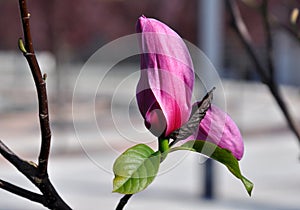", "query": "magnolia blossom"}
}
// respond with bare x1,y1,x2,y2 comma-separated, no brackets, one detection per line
136,15,244,160
190,104,244,160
